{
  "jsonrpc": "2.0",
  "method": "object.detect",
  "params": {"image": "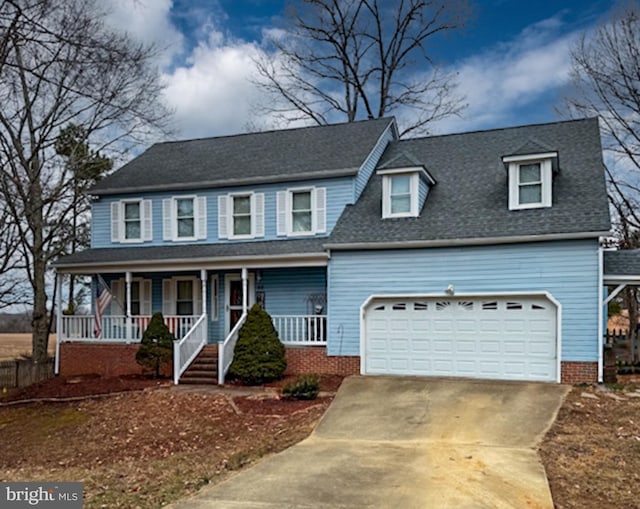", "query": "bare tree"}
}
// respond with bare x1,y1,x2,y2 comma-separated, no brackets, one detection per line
0,0,172,362
564,1,640,231
254,0,470,137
